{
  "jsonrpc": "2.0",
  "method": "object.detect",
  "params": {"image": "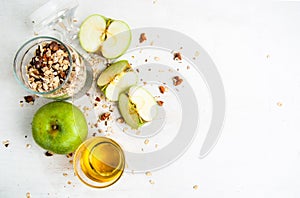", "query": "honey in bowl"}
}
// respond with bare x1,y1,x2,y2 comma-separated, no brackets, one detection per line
74,137,125,188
